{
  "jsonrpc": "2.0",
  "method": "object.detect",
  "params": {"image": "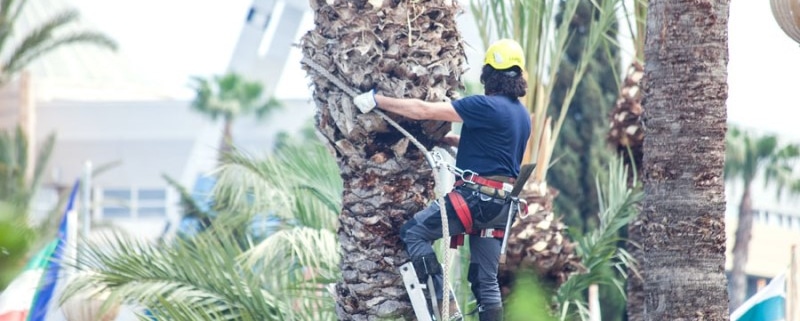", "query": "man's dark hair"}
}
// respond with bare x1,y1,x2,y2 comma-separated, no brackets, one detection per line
480,65,527,98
